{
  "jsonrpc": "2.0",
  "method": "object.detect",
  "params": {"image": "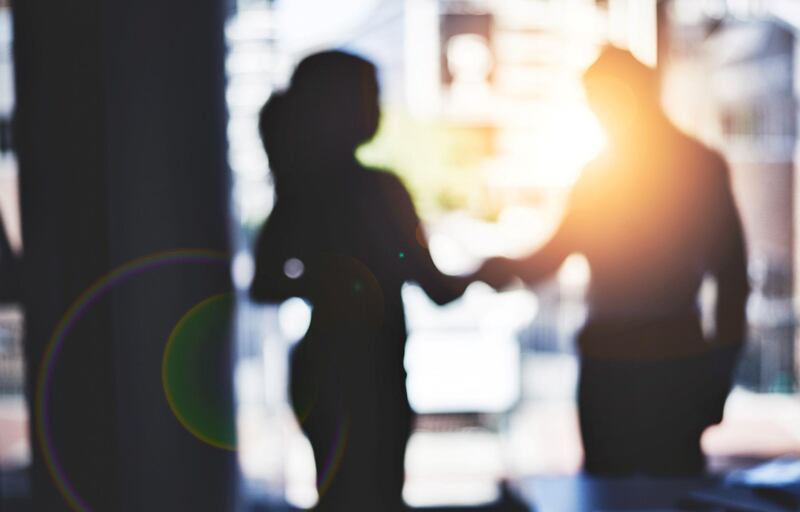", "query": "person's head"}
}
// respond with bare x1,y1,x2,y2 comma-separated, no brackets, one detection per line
258,91,294,193
583,46,660,143
287,50,380,155
258,51,380,195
